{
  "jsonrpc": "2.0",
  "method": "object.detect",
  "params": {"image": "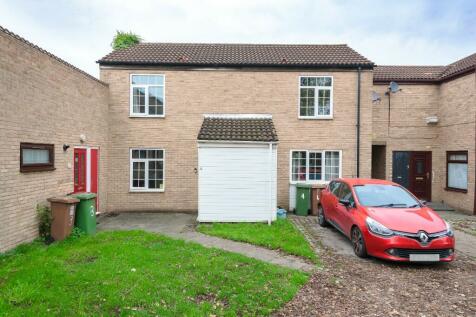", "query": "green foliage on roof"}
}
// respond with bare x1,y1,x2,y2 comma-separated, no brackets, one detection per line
111,30,142,50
